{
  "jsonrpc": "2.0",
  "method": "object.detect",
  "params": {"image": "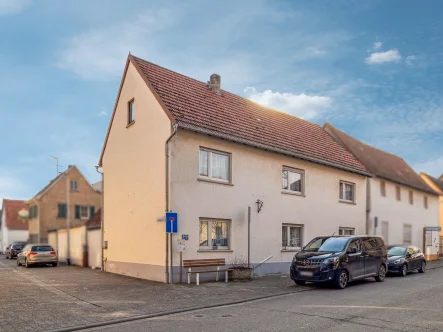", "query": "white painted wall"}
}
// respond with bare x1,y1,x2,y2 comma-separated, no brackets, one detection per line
88,229,102,269
0,209,28,253
170,130,367,272
369,177,439,258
